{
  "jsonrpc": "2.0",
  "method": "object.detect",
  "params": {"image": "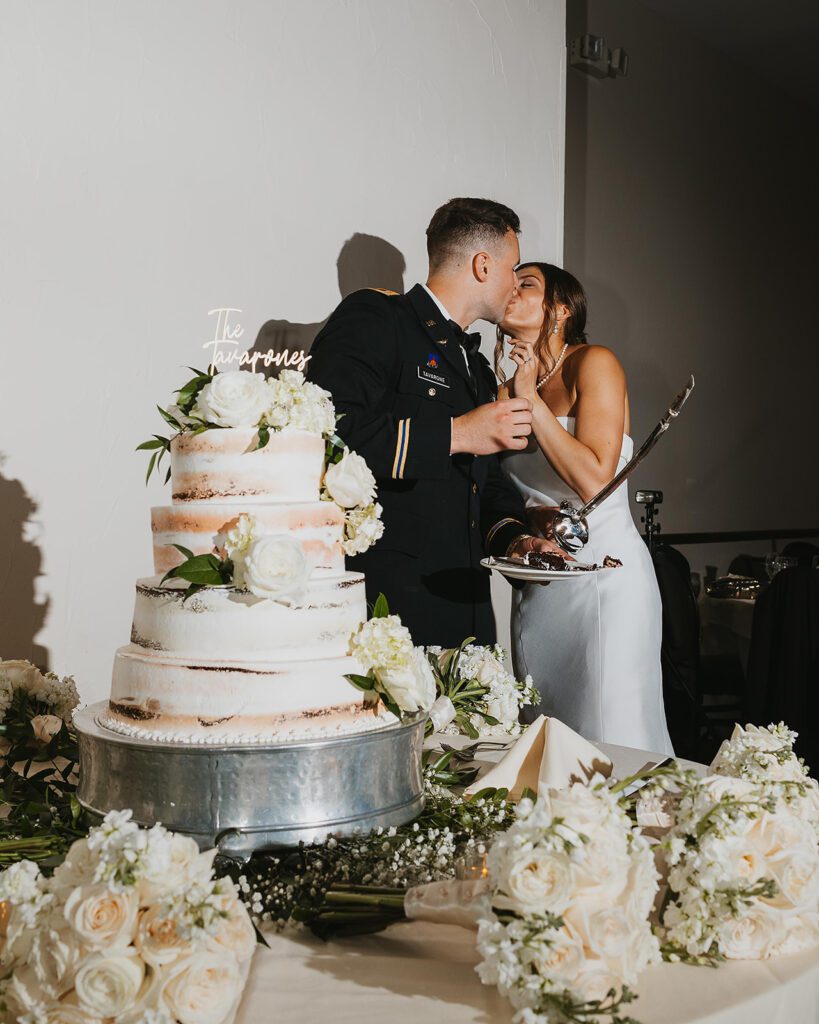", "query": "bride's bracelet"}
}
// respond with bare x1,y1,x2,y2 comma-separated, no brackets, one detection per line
505,533,536,558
